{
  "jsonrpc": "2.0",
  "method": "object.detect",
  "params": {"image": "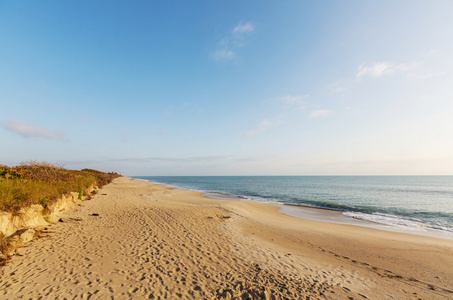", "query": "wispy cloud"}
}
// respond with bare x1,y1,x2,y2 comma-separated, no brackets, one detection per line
309,110,332,118
211,21,255,61
211,49,235,61
357,61,419,78
243,119,279,136
3,119,65,140
279,94,308,109
140,156,227,163
233,22,255,34
65,155,230,165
